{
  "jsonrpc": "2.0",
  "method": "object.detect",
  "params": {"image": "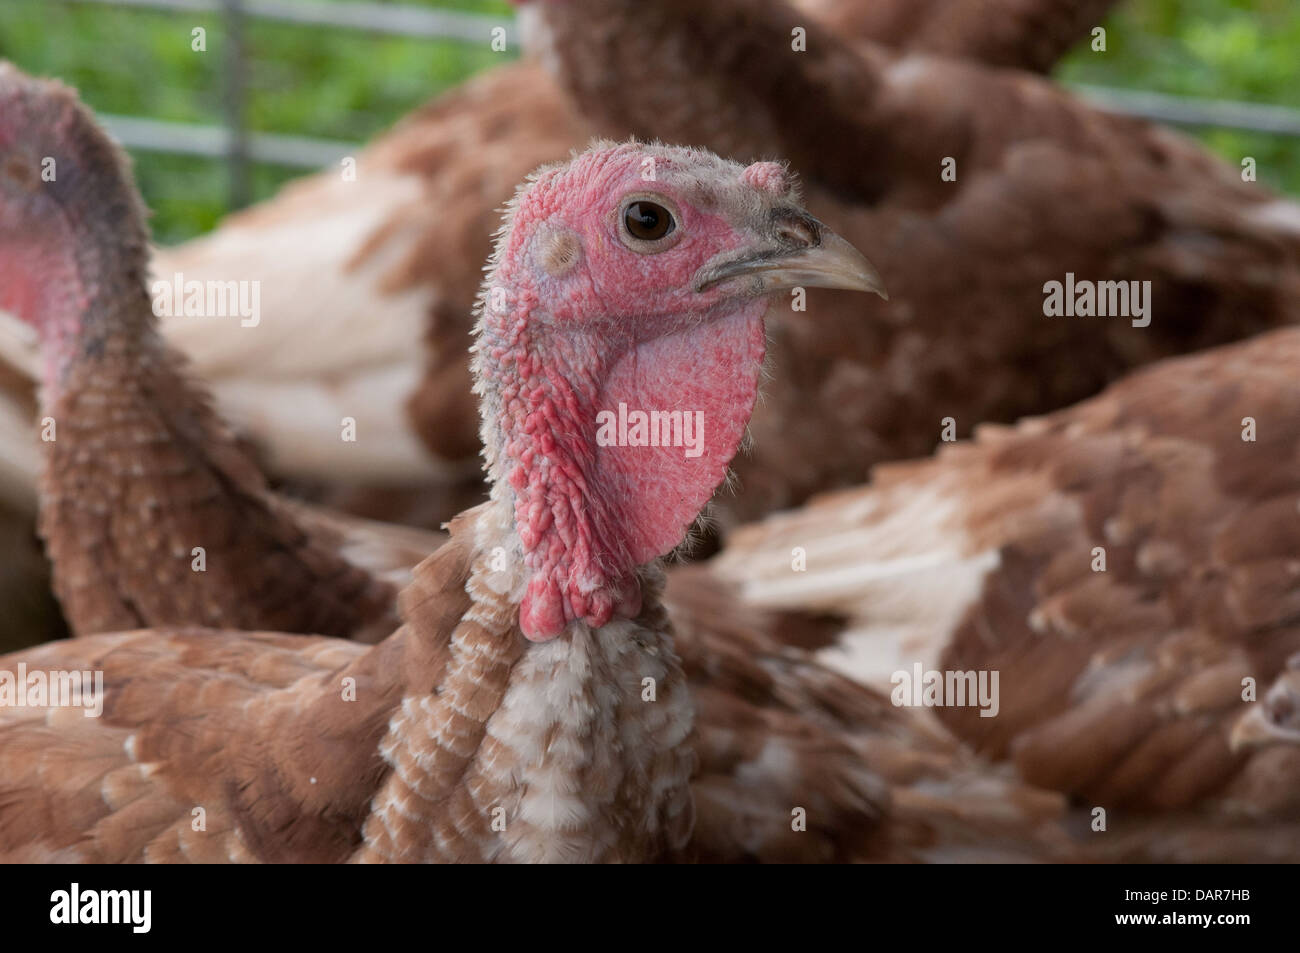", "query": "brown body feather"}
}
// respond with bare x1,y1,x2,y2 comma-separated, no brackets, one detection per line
0,520,1072,863
0,510,698,863
710,327,1300,860
0,66,401,644
41,335,398,641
